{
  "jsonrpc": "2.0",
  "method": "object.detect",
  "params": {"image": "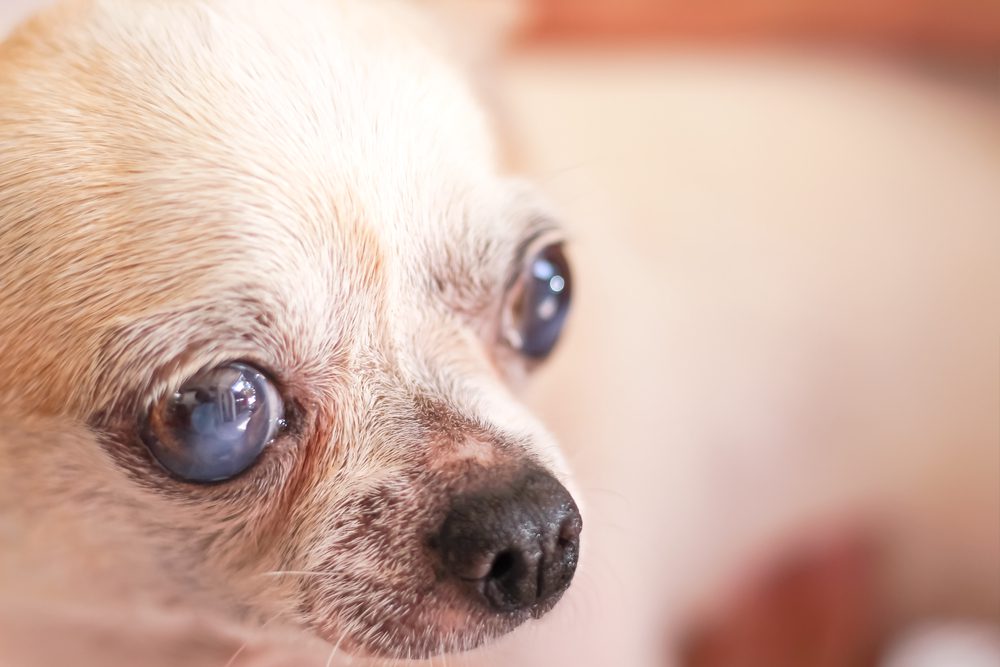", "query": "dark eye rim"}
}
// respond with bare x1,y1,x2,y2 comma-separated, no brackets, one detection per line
503,225,563,293
140,359,293,486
